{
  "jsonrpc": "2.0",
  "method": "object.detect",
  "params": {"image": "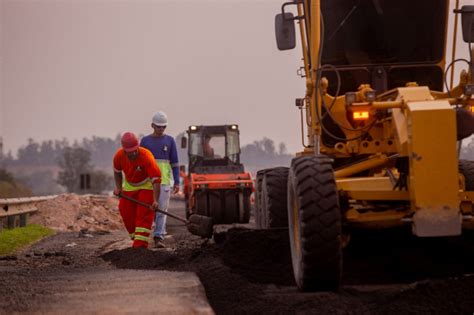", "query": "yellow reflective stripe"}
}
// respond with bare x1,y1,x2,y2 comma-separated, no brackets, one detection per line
156,160,172,185
134,235,149,242
128,178,150,186
135,227,151,234
129,233,135,238
123,177,153,192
